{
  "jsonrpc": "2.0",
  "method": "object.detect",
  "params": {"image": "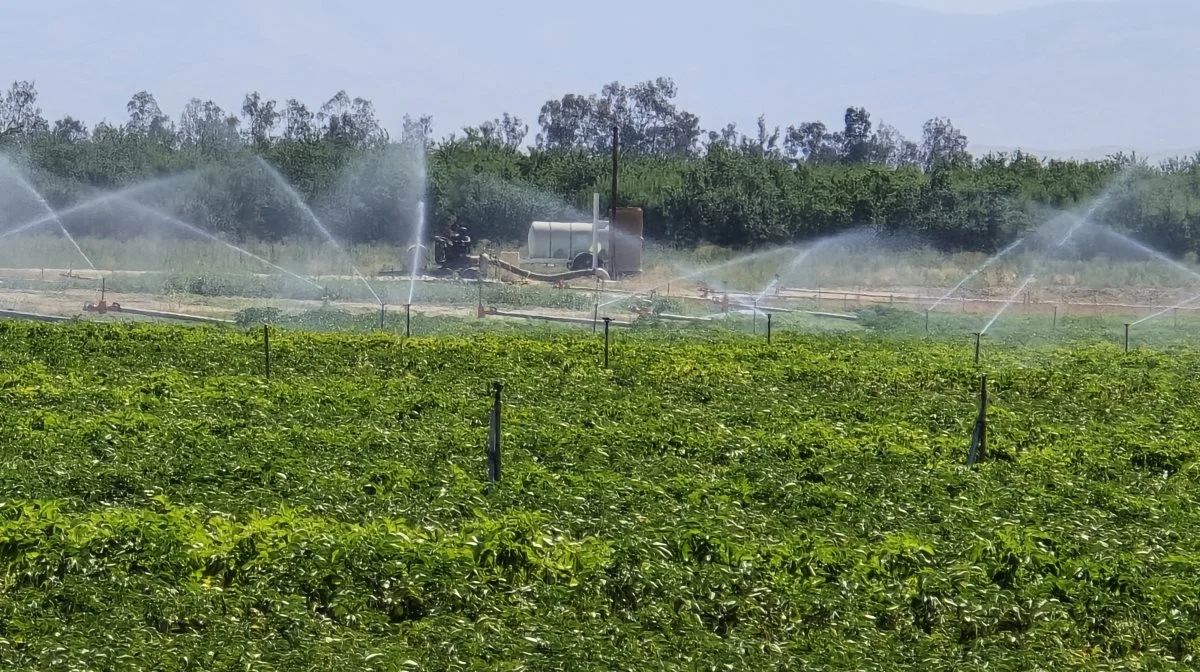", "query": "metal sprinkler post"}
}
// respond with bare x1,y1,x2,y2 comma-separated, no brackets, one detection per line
379,303,385,330
603,317,612,368
405,304,412,338
487,382,503,484
1124,323,1130,353
263,324,271,379
967,374,988,466
973,332,982,365
767,312,773,345
925,309,930,335
1053,305,1058,329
